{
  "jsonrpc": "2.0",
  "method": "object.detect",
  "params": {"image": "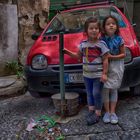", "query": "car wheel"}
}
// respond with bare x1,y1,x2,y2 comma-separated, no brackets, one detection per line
130,84,140,96
29,91,43,98
29,91,52,98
